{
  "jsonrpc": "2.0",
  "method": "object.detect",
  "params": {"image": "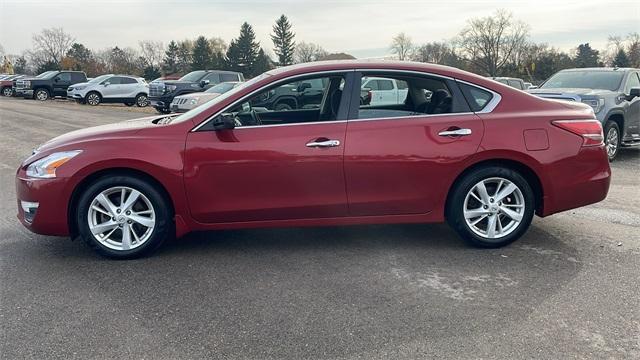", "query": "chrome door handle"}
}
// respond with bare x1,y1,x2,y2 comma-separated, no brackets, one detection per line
306,139,341,148
438,128,472,137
